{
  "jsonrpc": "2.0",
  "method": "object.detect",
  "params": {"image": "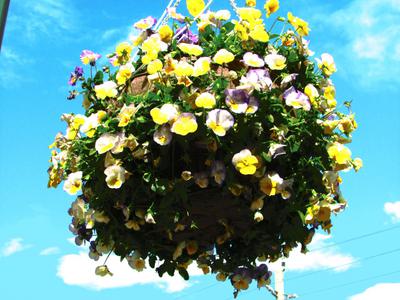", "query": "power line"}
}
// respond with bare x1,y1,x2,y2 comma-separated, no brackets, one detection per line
286,247,400,282
174,226,400,299
299,269,400,297
309,224,400,252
